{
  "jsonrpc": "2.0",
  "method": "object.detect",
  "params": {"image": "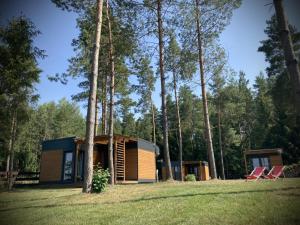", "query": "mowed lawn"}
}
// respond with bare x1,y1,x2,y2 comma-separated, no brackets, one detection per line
0,178,300,225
